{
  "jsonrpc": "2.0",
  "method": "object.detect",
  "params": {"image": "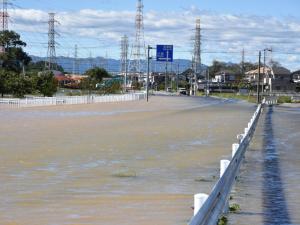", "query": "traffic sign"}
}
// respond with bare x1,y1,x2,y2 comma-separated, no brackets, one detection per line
156,45,173,62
